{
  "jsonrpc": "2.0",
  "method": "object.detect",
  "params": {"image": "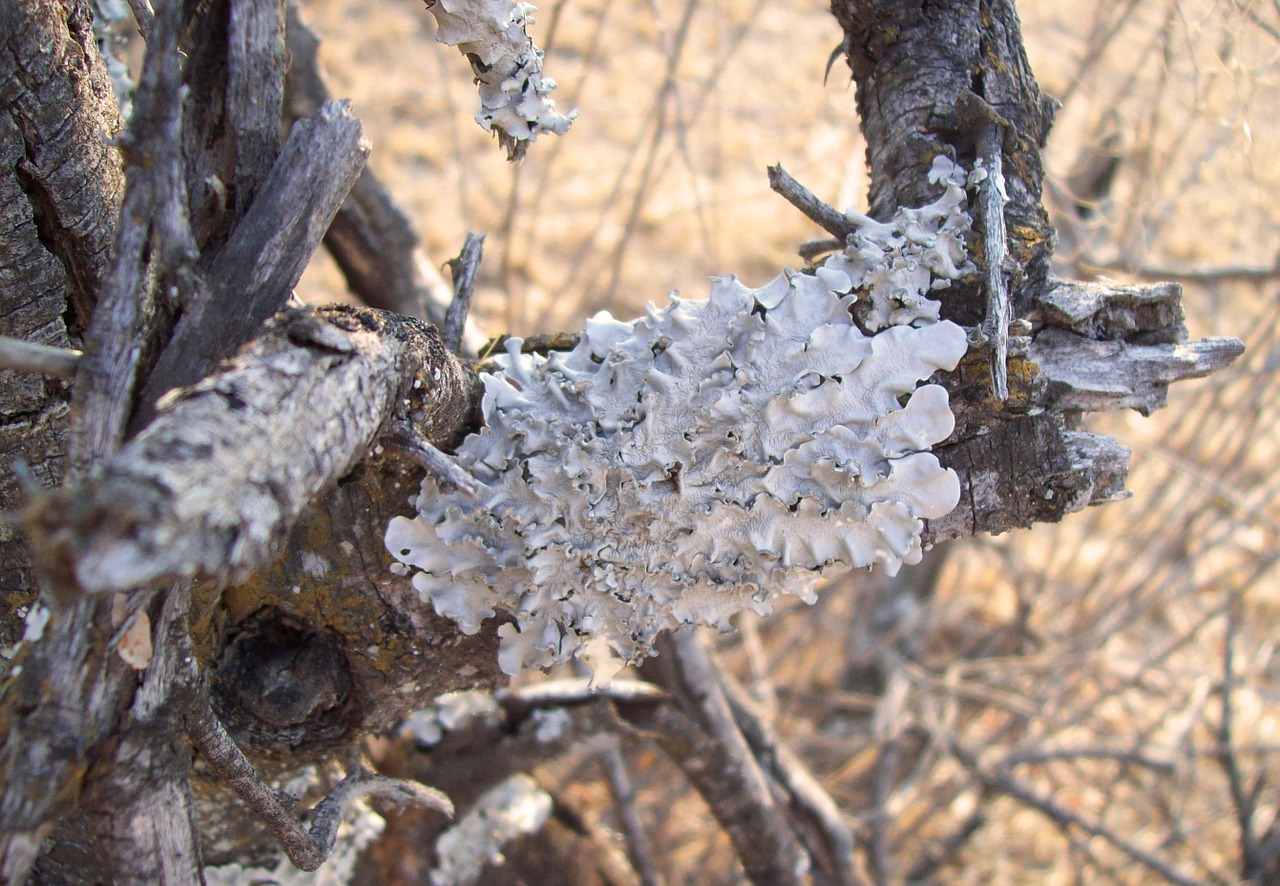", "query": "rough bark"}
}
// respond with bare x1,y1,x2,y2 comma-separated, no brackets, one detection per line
67,0,192,476
831,0,1057,321
0,0,122,652
132,99,369,427
829,0,1242,545
0,0,124,328
33,586,204,885
27,305,473,598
